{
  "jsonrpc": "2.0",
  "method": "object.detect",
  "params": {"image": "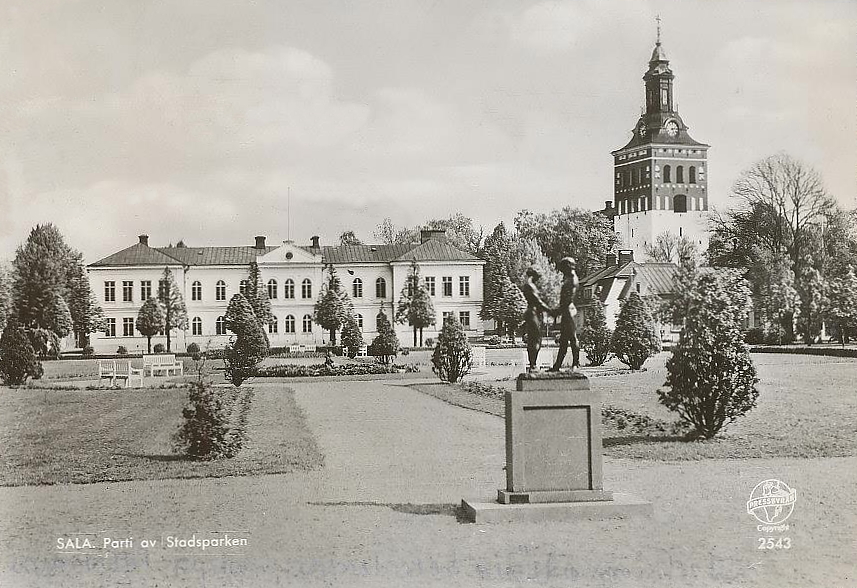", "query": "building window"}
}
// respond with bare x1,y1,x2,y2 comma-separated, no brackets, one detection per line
192,317,202,336
122,281,133,302
239,280,248,296
459,276,470,296
301,279,312,299
677,166,684,183
442,311,454,323
424,276,435,296
140,281,152,301
268,317,278,334
375,278,386,298
158,278,168,301
356,313,363,329
663,165,671,183
302,314,313,333
191,281,202,301
216,316,226,335
216,280,227,301
376,312,385,331
352,278,363,298
636,283,641,294
104,318,116,337
674,194,688,213
442,276,453,297
267,279,278,300
284,279,295,299
284,315,295,333
459,311,470,329
123,317,134,337
104,281,116,302
689,166,696,184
